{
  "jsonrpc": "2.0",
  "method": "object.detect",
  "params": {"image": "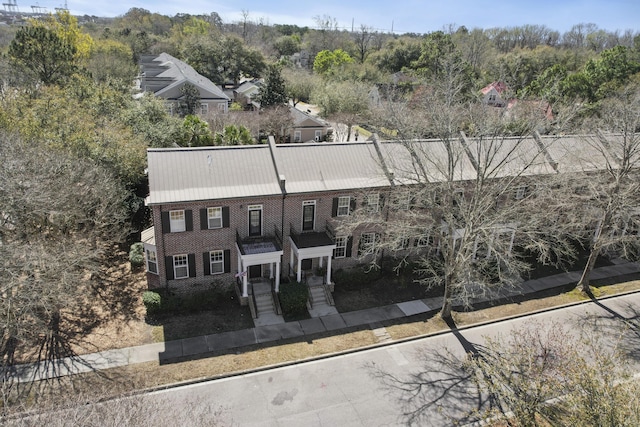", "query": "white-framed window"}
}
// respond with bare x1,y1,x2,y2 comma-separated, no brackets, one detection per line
415,234,433,248
334,236,347,258
294,131,301,142
367,193,380,213
217,102,226,111
169,210,186,232
200,103,209,115
514,185,528,200
166,103,175,116
358,232,378,256
207,207,222,229
173,254,188,279
337,196,350,217
315,130,322,141
210,250,224,274
146,248,158,274
397,236,410,250
397,192,411,210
